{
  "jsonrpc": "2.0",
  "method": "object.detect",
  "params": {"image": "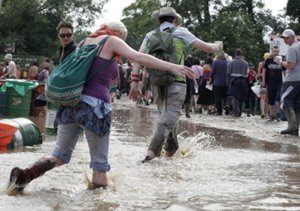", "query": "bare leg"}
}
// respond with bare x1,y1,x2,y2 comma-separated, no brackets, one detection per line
260,93,266,118
269,104,275,120
88,171,108,190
